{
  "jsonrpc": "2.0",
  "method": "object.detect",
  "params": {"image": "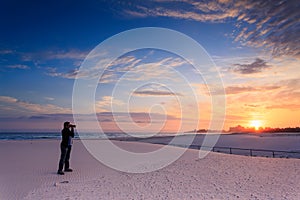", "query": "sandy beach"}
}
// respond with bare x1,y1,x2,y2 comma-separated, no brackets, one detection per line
0,139,300,200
